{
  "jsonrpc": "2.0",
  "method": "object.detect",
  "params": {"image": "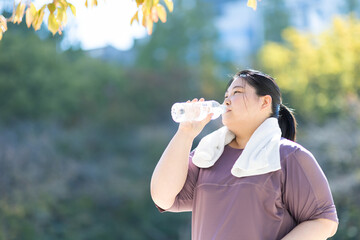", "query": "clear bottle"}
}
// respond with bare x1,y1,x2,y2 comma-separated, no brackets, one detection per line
171,100,226,123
